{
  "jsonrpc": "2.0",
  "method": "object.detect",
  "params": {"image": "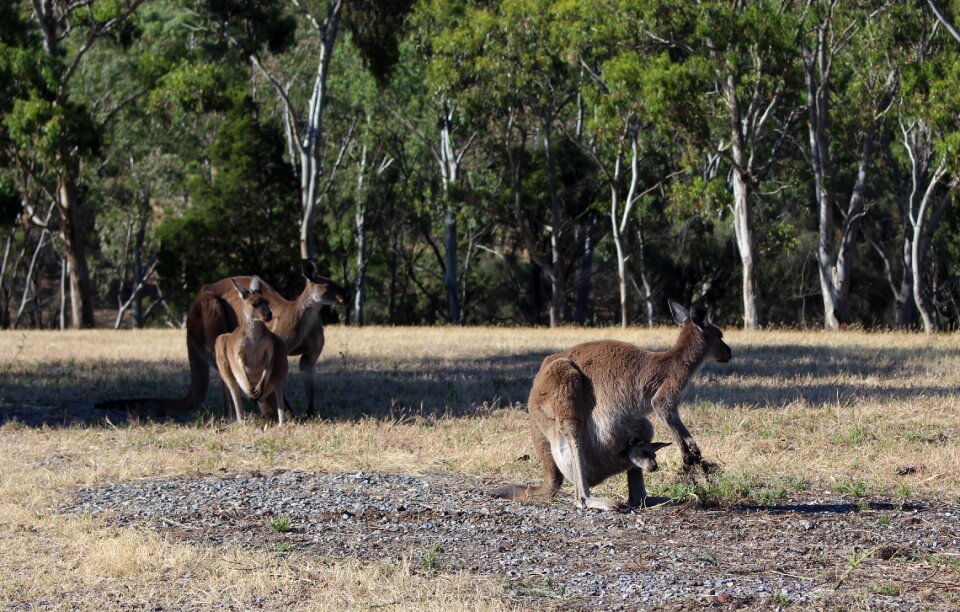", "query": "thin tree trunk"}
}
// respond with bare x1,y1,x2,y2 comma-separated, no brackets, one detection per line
574,210,595,325
15,230,48,328
543,117,565,327
59,255,66,329
299,0,342,260
911,161,947,333
636,221,654,327
353,137,368,326
727,76,759,330
443,208,458,322
58,168,95,328
731,166,758,330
